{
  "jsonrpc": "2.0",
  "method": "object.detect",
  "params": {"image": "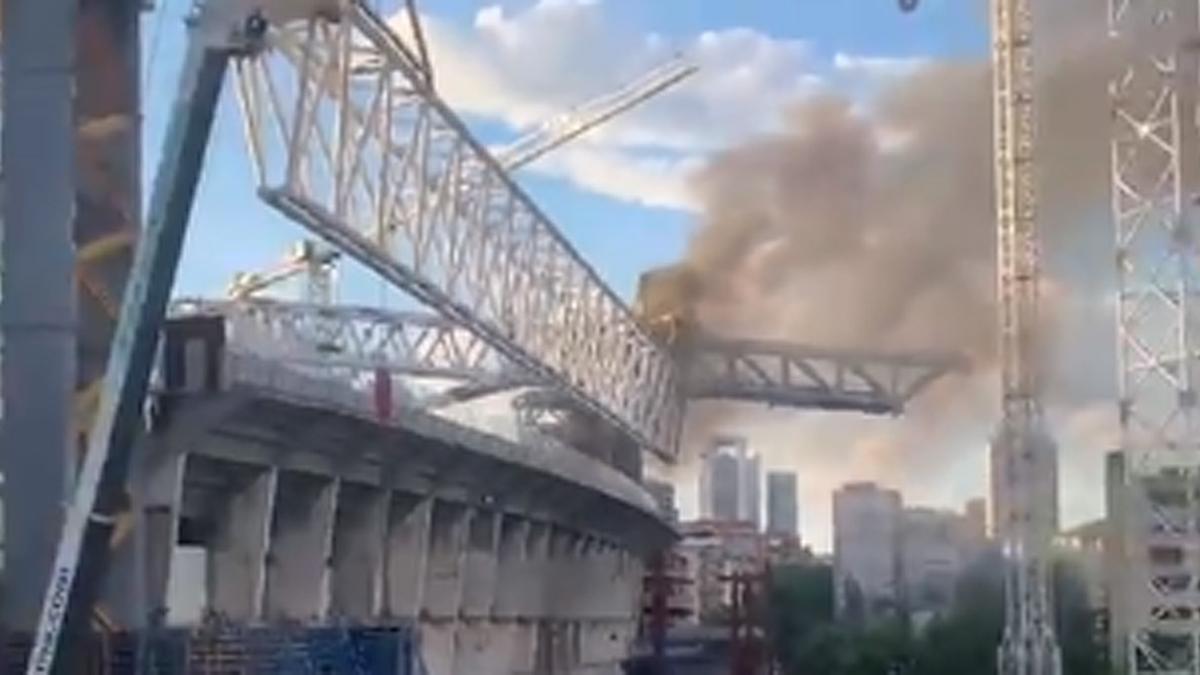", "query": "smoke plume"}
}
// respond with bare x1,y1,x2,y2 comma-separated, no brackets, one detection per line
667,0,1122,536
